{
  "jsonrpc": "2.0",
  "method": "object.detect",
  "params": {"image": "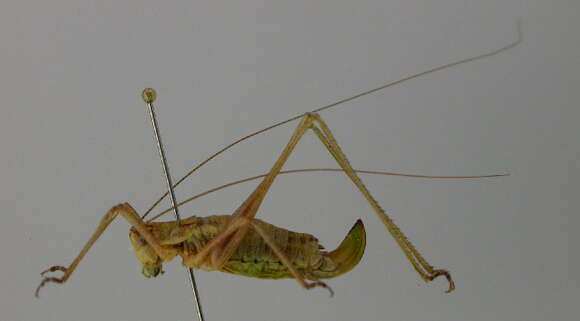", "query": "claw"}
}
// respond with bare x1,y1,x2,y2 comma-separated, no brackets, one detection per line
306,281,335,297
35,276,64,298
429,269,455,293
36,266,68,298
